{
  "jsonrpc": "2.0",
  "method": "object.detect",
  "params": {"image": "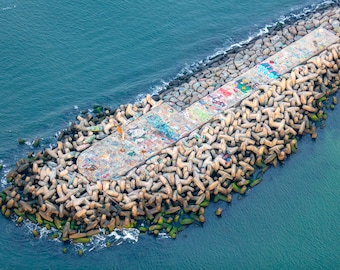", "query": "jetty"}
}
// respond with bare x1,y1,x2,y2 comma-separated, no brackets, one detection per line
1,5,340,243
